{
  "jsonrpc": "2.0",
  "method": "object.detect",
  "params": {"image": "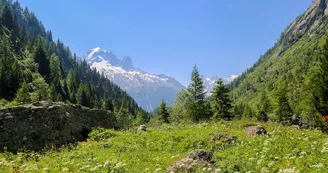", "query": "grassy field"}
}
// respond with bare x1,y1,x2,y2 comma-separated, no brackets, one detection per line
0,120,328,172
